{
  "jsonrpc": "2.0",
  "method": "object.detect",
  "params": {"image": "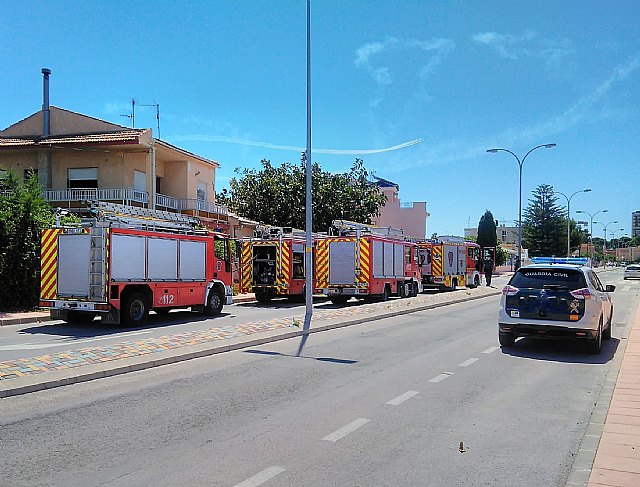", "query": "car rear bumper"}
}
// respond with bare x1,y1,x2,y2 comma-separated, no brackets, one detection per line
499,323,599,341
